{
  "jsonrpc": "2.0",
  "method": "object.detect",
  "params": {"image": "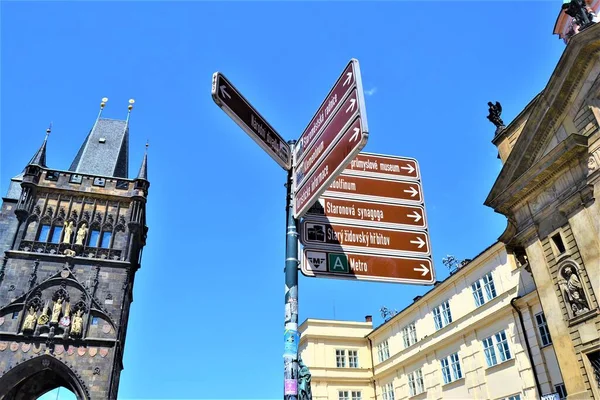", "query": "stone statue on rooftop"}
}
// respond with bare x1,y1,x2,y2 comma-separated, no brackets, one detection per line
487,101,505,131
